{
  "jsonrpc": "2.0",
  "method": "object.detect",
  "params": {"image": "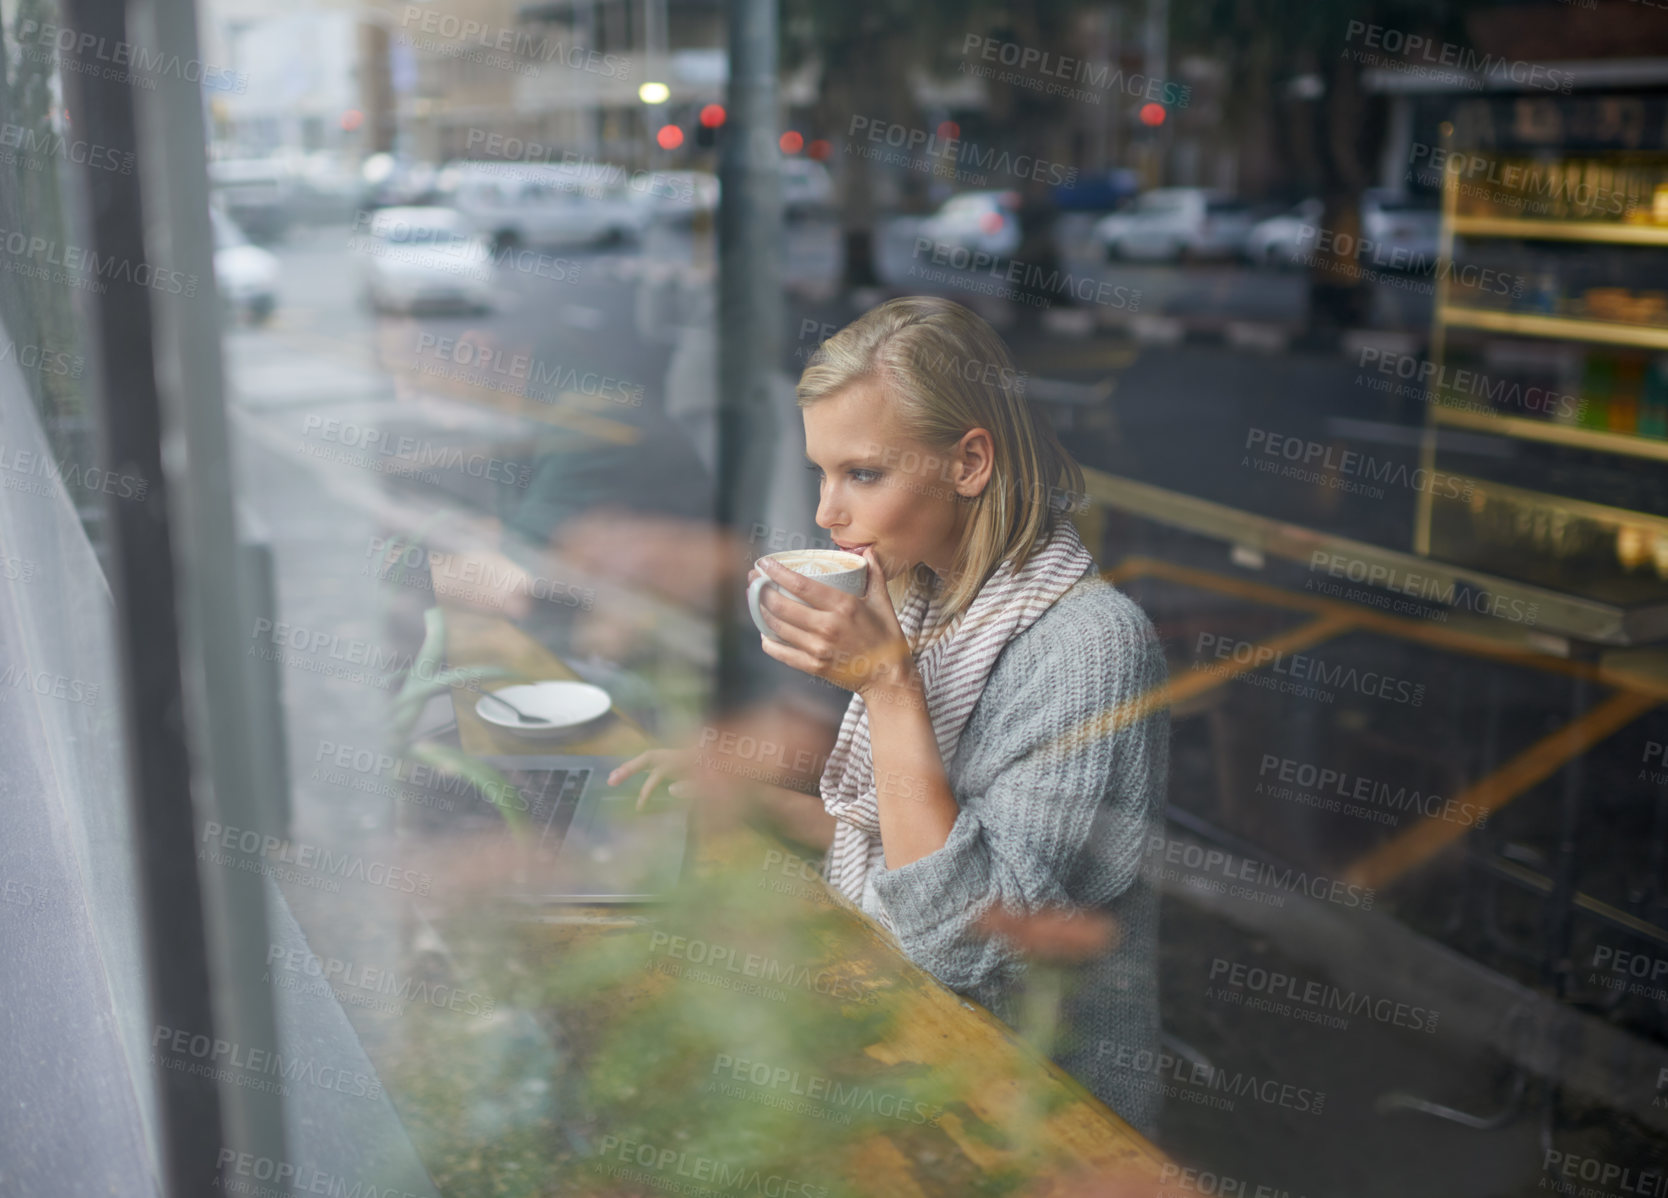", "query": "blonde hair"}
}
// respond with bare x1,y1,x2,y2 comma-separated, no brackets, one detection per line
795,296,1086,635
